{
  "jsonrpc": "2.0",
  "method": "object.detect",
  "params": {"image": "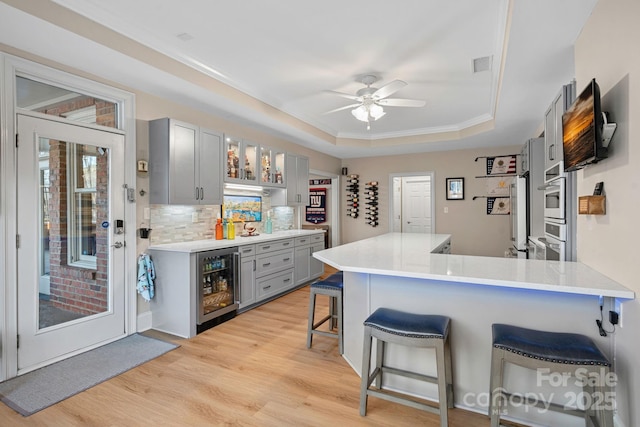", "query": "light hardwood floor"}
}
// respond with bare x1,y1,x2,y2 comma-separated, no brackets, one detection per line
0,267,495,426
